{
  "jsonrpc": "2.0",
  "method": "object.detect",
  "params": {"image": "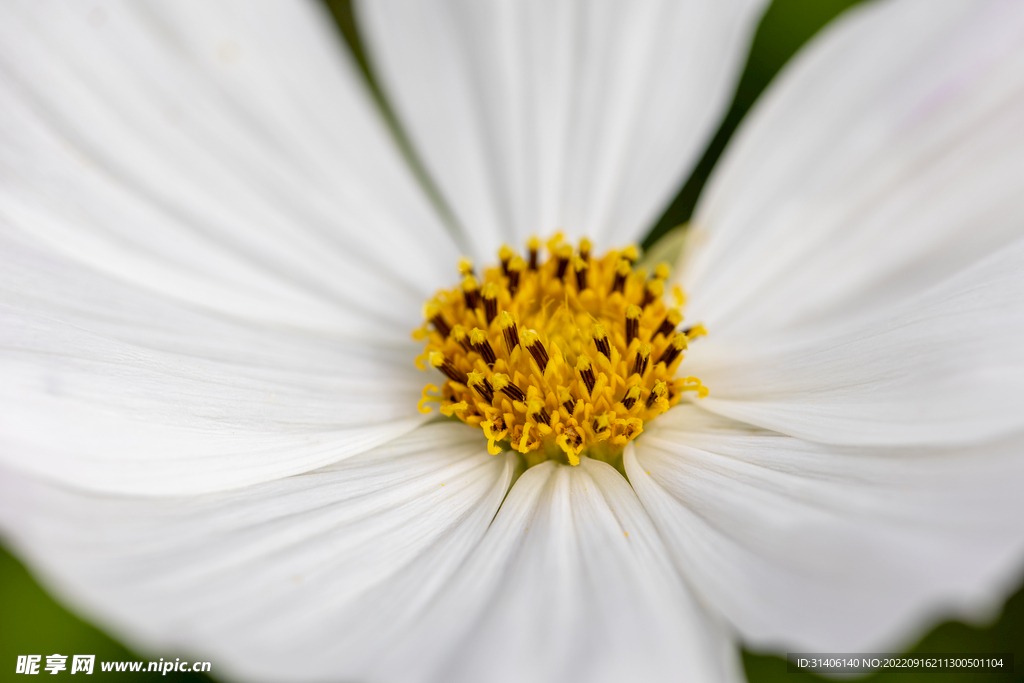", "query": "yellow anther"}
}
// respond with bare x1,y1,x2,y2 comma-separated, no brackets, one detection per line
416,236,706,467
